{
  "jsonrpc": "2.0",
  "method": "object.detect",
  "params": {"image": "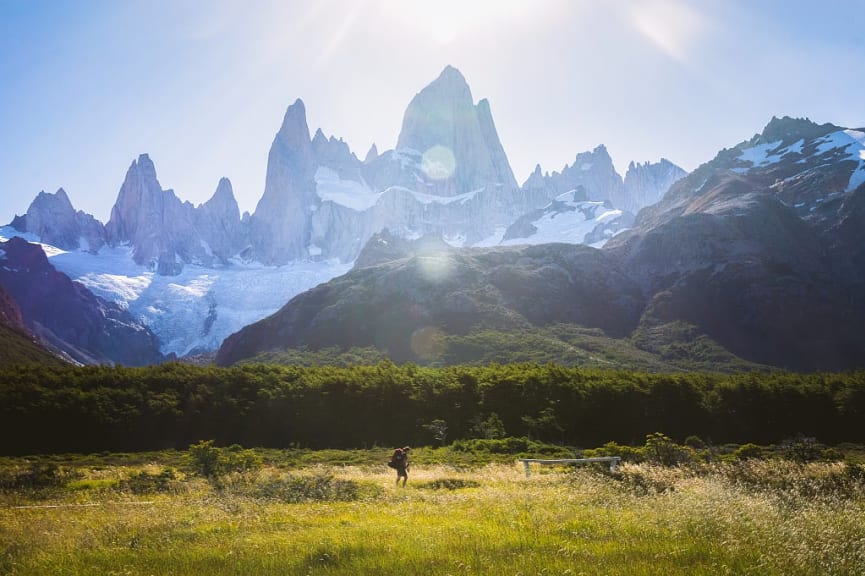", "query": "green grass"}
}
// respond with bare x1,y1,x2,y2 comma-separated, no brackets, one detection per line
2,455,864,575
